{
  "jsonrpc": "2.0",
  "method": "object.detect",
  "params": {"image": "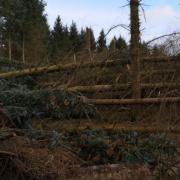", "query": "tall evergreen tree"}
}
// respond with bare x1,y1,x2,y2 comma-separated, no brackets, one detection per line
0,0,49,63
50,15,64,61
89,28,96,51
116,36,128,50
69,21,81,52
79,28,86,49
109,36,117,51
97,29,106,52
